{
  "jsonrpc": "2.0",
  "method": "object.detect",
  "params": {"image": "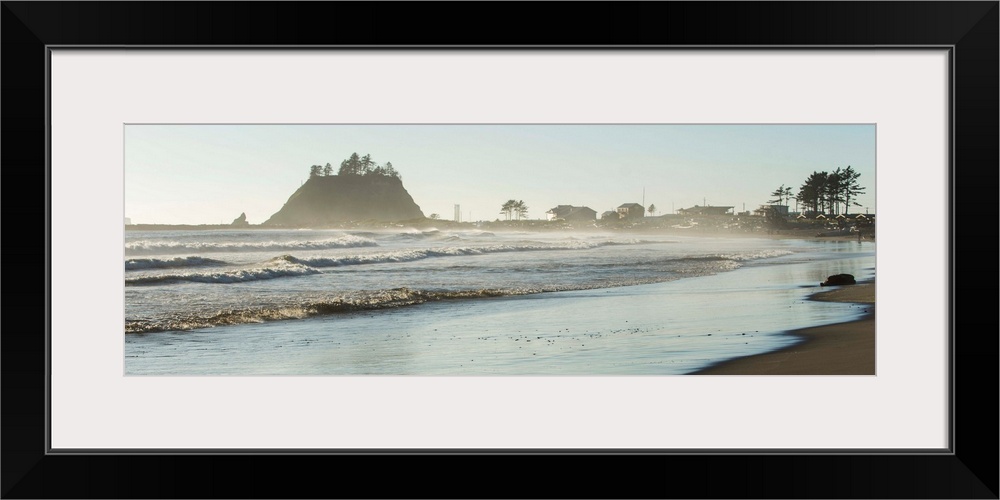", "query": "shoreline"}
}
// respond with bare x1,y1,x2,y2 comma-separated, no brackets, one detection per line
125,222,871,243
691,281,876,375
